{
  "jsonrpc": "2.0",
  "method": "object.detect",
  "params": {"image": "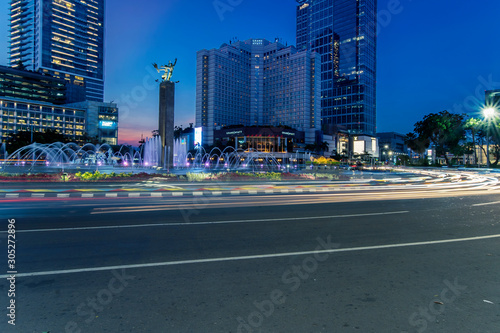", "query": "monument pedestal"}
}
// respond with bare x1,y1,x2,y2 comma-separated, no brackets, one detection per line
159,81,175,169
